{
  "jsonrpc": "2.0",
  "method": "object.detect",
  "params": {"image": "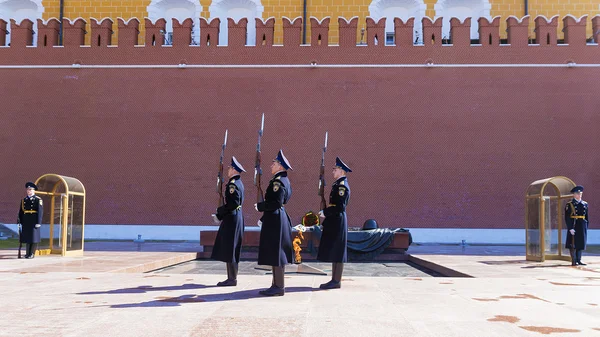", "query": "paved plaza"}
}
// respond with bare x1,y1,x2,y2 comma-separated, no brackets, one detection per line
1,243,599,337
